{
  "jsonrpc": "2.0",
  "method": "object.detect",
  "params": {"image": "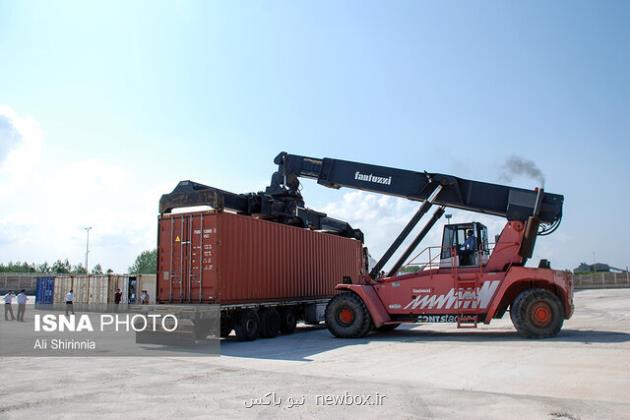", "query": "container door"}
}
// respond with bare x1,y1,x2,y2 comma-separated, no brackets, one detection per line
45,277,54,304
74,276,90,304
35,278,45,304
158,216,179,303
35,277,54,304
189,213,218,303
159,212,218,303
163,215,188,302
170,213,196,302
88,275,108,304
188,215,201,302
